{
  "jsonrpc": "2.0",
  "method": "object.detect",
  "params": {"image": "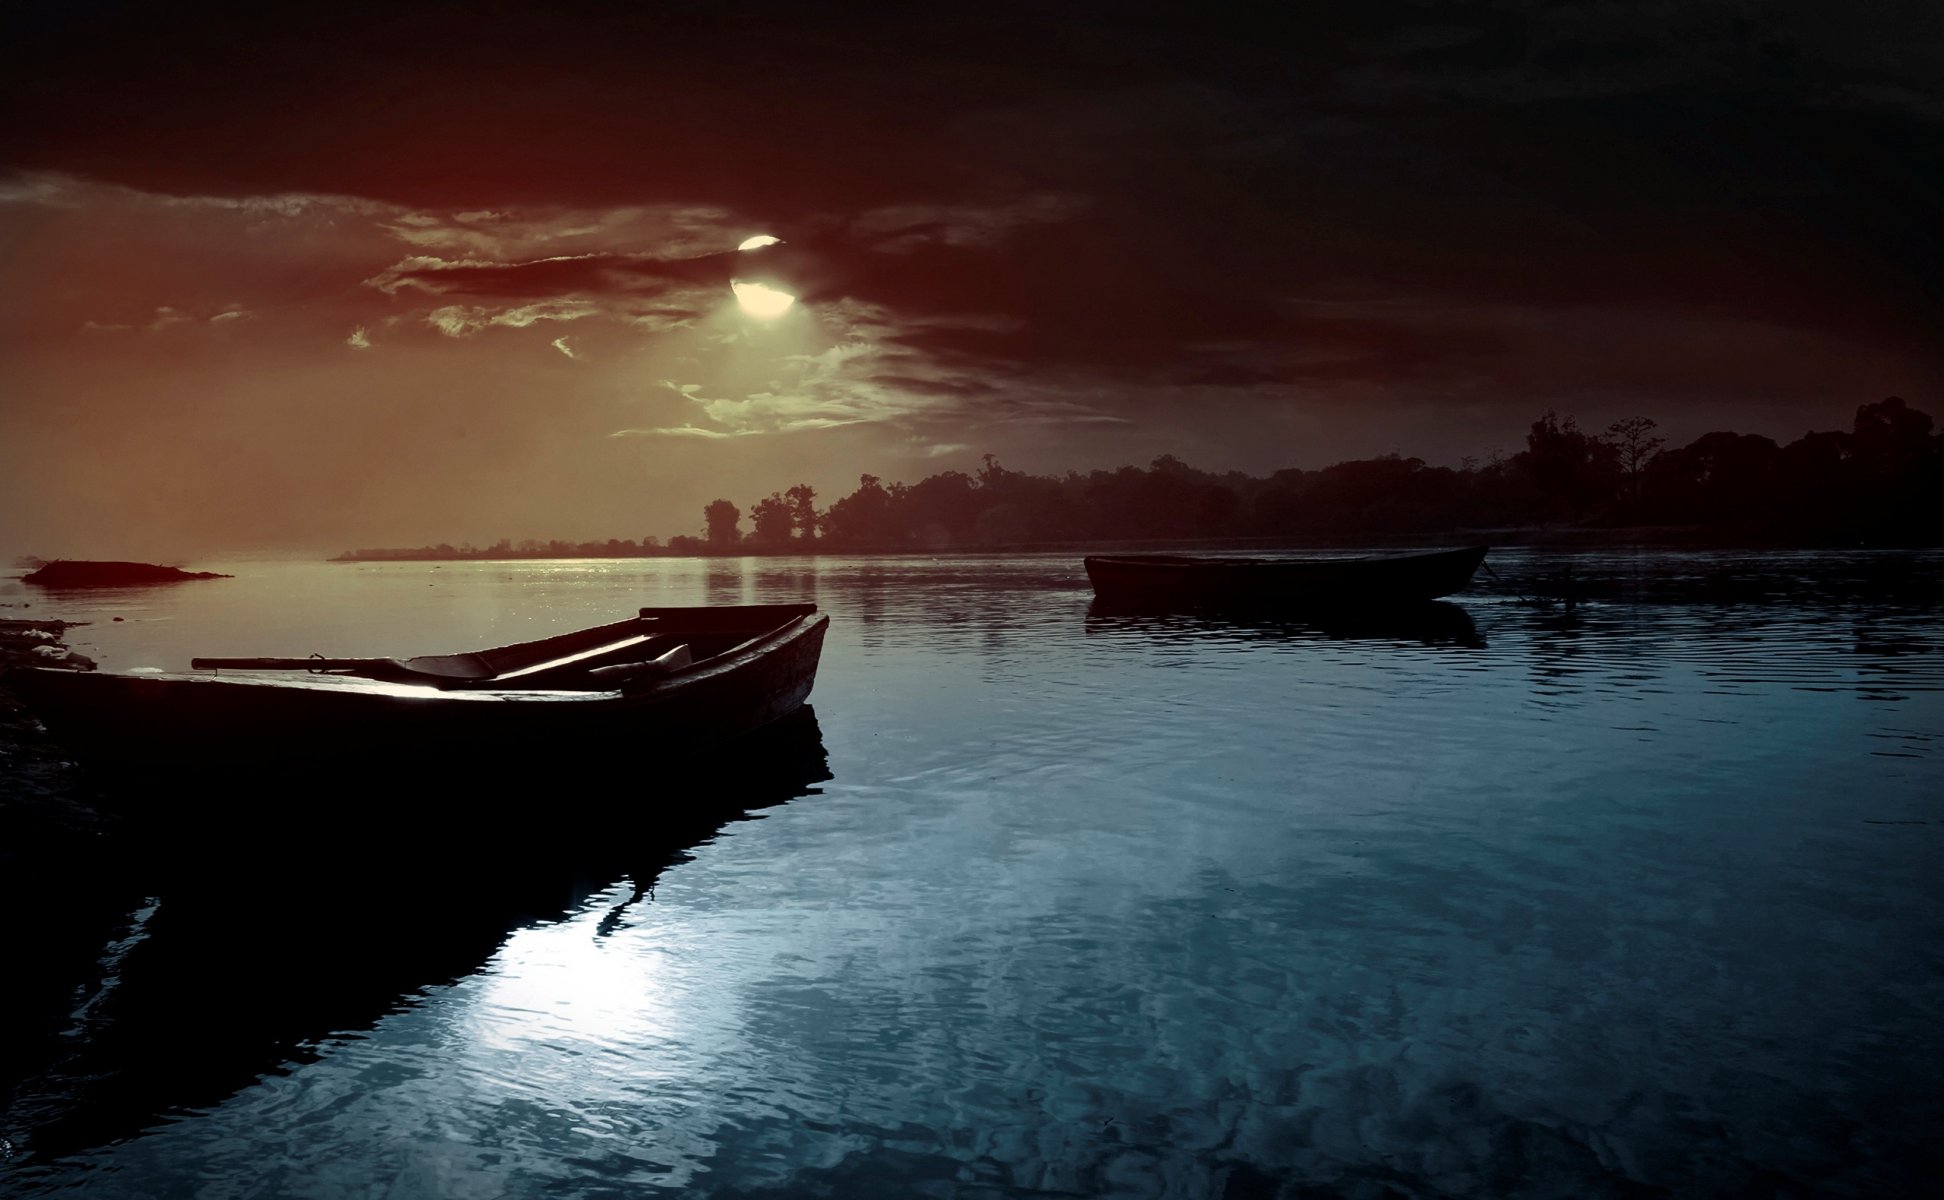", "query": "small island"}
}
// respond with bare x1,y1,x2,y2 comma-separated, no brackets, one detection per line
21,560,232,588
